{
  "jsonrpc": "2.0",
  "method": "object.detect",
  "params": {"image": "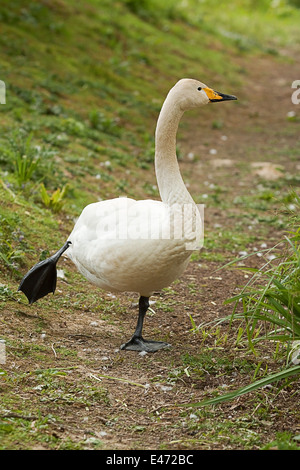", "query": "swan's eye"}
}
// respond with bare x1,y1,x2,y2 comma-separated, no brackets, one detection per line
197,87,202,91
